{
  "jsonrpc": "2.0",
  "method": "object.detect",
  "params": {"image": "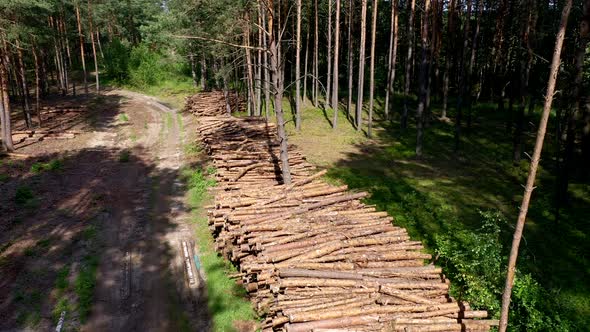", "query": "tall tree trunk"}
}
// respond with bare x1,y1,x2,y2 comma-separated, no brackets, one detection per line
416,0,431,157
498,1,572,330
268,0,292,184
75,3,89,94
355,0,368,131
31,41,41,128
201,56,208,91
441,0,457,119
401,0,416,129
384,0,399,120
87,0,99,93
466,0,483,130
256,7,263,116
346,0,354,120
454,0,472,155
244,15,256,116
262,3,271,119
96,30,104,59
296,0,302,130
557,0,590,208
367,0,378,138
189,52,198,87
60,15,73,67
325,0,333,110
313,0,319,106
303,27,310,103
331,0,341,128
0,37,14,152
513,0,537,162
15,39,32,128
